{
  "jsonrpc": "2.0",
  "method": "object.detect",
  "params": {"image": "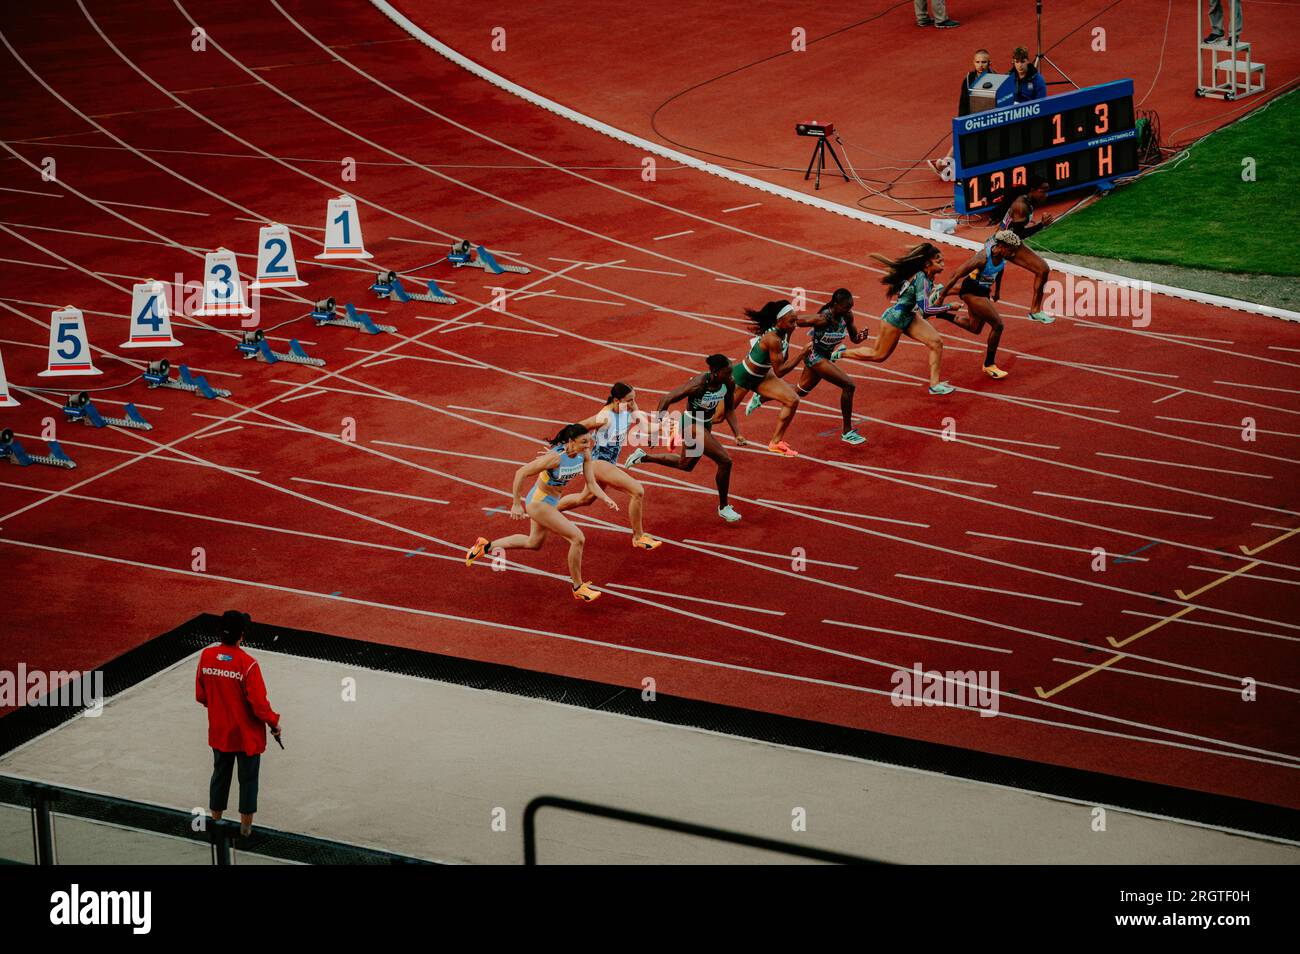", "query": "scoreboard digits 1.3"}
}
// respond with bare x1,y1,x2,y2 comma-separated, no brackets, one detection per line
952,80,1139,215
